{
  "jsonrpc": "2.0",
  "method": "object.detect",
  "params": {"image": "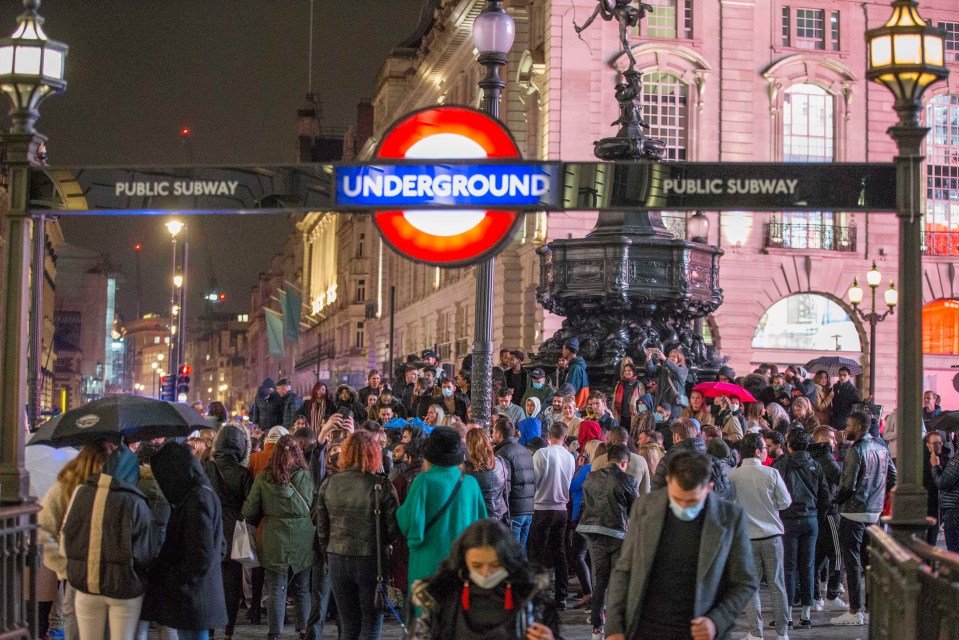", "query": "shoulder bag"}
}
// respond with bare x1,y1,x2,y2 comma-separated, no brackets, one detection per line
423,472,466,535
